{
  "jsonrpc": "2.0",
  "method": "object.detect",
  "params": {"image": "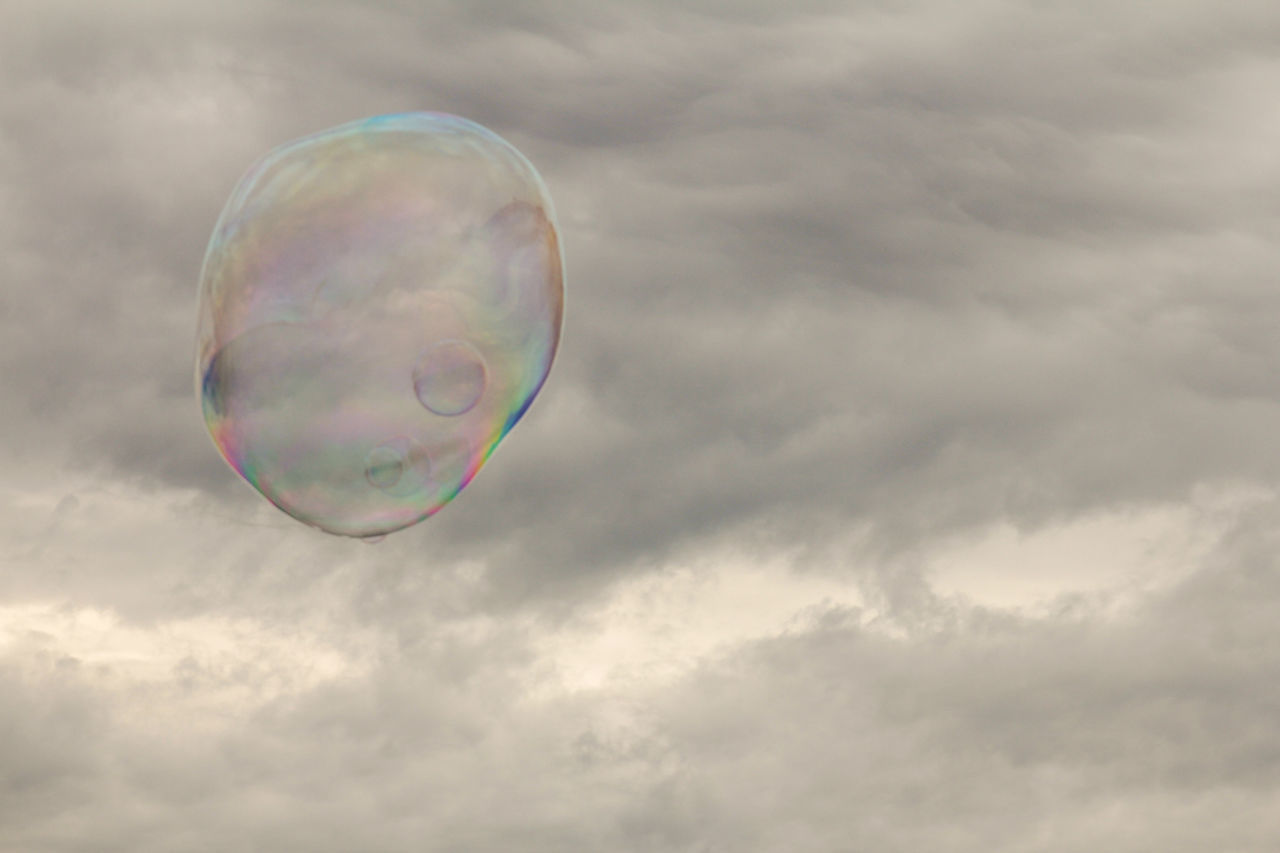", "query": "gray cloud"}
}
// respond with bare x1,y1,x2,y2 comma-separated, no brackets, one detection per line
3,0,1280,849
4,504,1280,851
